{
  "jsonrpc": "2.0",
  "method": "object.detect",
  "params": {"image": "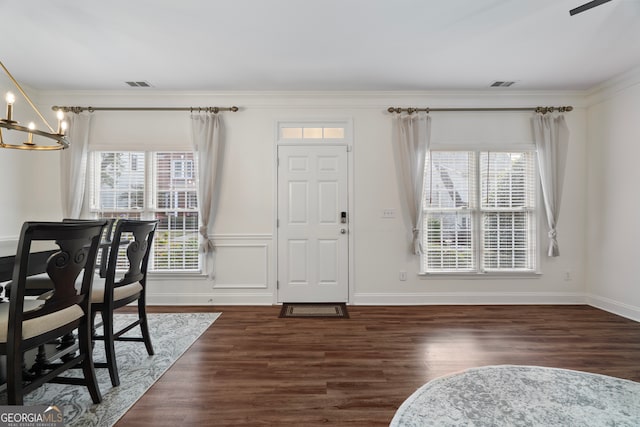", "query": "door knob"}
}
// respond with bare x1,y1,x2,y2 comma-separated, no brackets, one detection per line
340,228,347,234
